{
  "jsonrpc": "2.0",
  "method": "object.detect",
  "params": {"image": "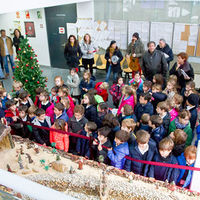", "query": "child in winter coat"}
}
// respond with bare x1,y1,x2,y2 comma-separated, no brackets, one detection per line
76,121,97,158
138,113,151,132
5,99,19,124
58,86,75,113
117,85,135,116
108,130,130,169
134,93,153,121
148,137,179,183
34,87,45,107
168,110,193,147
60,97,73,118
79,71,95,97
82,93,97,123
54,76,67,91
94,82,109,102
151,84,167,113
49,86,59,105
53,102,69,122
142,80,152,94
39,90,54,122
118,104,137,124
19,90,34,108
125,130,157,176
156,101,171,135
177,145,197,188
186,94,199,132
0,87,11,110
50,119,69,152
149,115,165,146
170,129,187,157
129,71,143,95
163,79,177,99
32,108,51,146
66,68,81,104
121,118,136,145
109,77,124,107
68,105,88,153
93,126,112,164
